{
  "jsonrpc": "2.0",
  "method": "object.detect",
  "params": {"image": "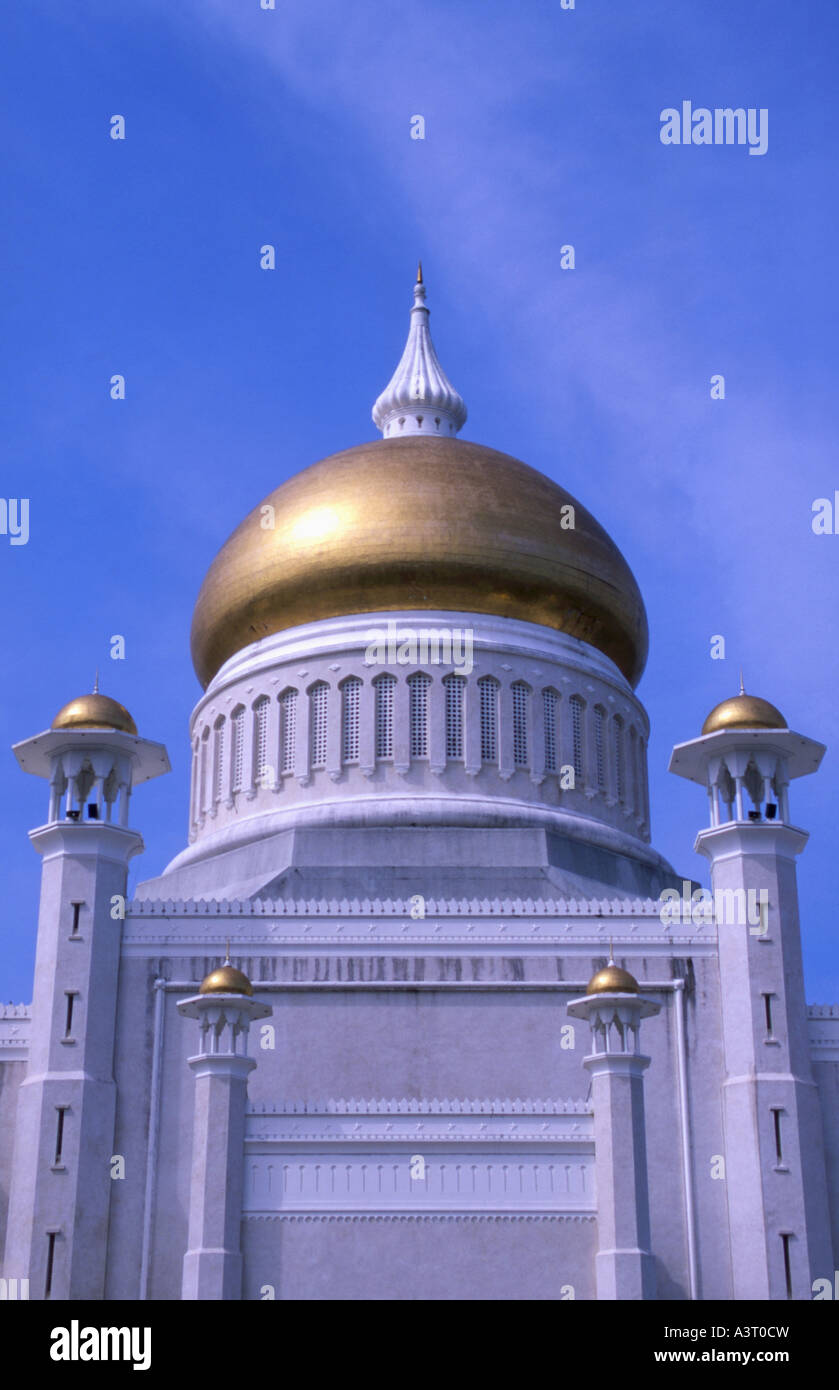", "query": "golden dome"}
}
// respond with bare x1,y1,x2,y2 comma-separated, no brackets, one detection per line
586,959,639,995
198,960,254,996
191,437,648,688
702,693,786,736
52,692,137,736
